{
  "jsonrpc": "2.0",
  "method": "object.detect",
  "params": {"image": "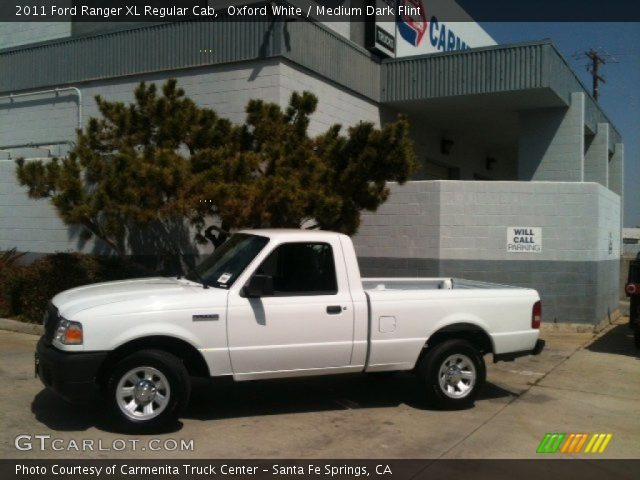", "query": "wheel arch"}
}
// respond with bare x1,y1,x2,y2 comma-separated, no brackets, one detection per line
96,335,210,387
417,322,494,367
